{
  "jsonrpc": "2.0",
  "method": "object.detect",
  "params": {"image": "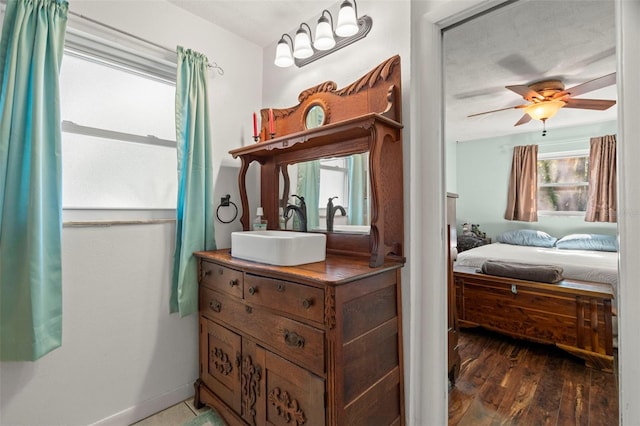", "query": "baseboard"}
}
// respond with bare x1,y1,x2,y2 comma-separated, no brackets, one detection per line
89,382,195,426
